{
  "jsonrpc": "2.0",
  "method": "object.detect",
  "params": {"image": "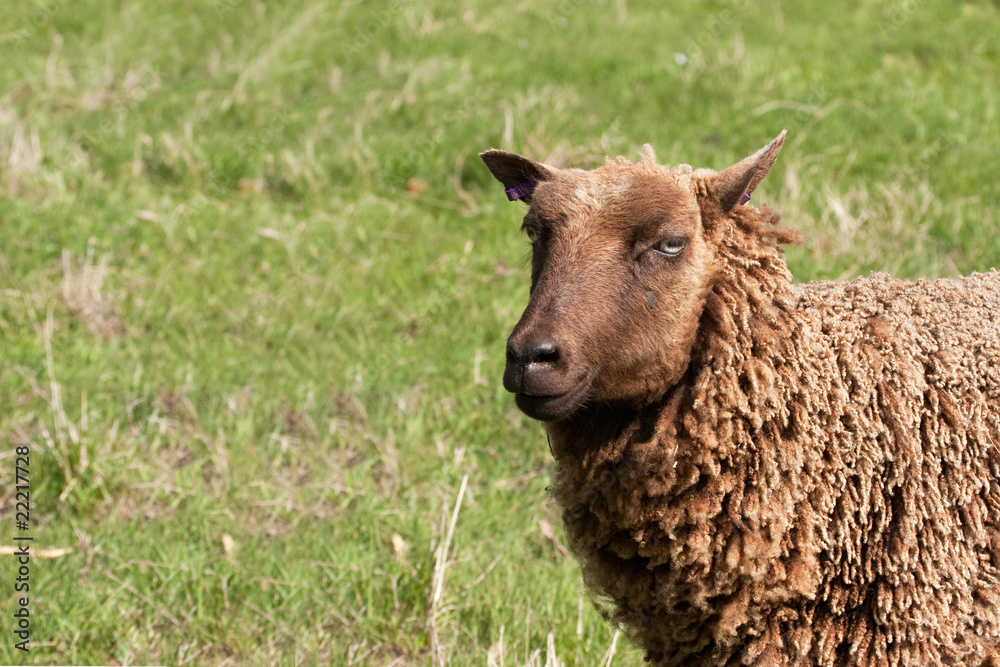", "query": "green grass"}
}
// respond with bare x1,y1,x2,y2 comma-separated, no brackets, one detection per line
1,0,999,664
